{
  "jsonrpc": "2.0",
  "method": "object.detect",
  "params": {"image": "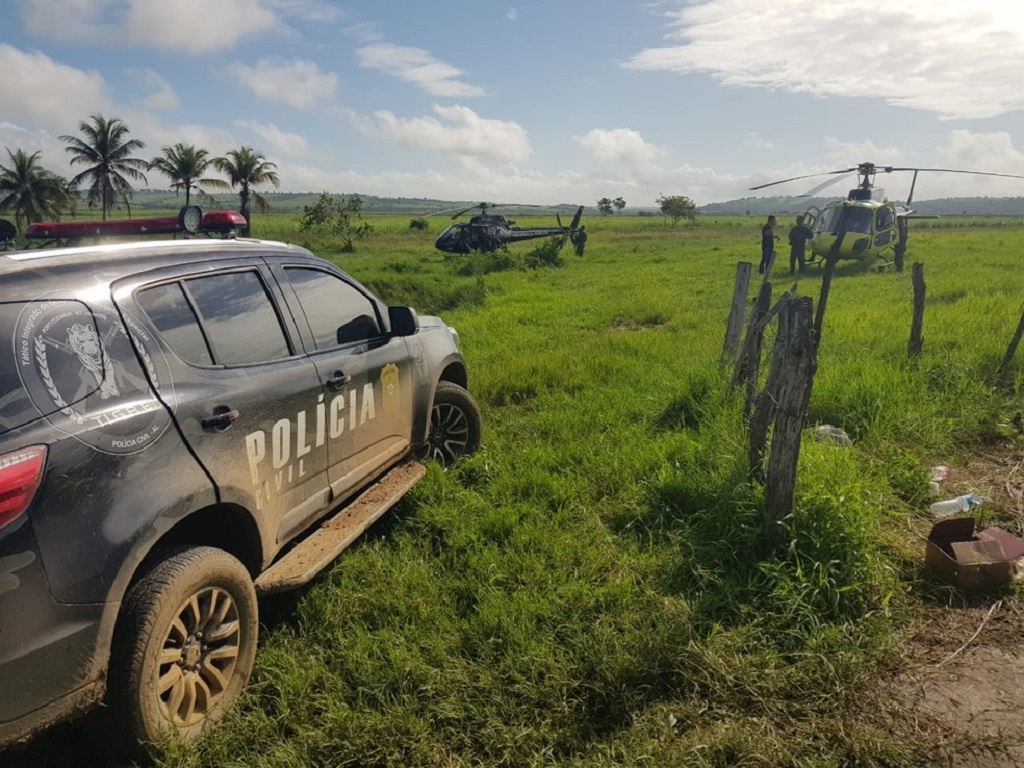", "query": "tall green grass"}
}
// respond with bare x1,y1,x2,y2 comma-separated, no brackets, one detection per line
179,214,1015,766
10,214,1023,767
